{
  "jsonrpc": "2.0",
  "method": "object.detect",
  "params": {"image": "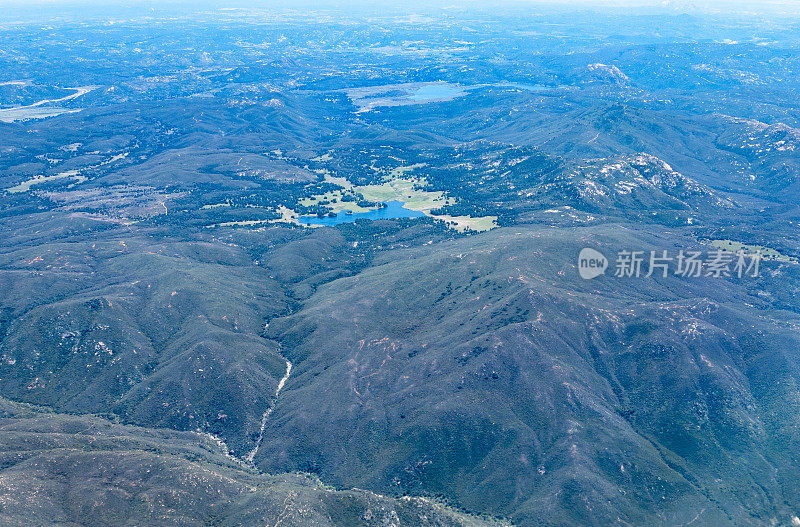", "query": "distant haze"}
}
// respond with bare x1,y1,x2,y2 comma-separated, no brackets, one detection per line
1,0,800,12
